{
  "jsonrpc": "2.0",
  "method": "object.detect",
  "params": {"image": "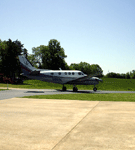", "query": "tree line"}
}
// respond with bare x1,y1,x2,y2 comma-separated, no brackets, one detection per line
1,38,134,80
105,71,135,79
